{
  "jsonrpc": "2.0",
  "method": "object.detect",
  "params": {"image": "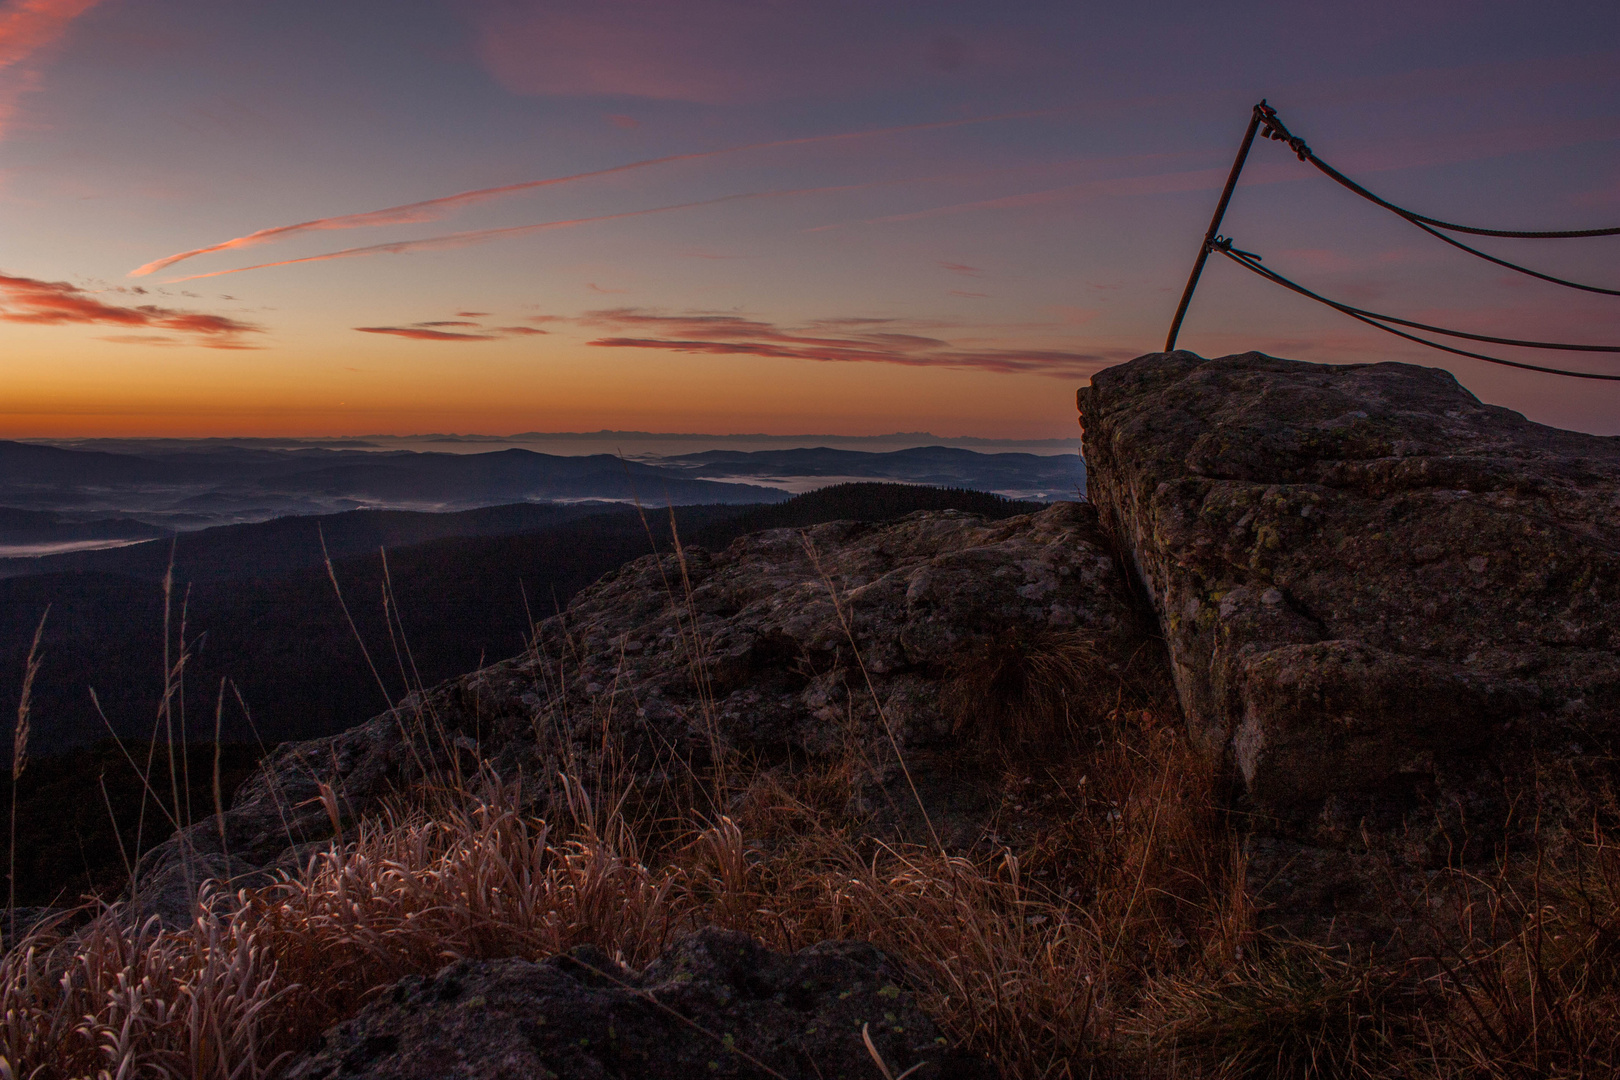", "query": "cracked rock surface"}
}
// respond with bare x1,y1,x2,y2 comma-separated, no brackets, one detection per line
1079,351,1620,832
